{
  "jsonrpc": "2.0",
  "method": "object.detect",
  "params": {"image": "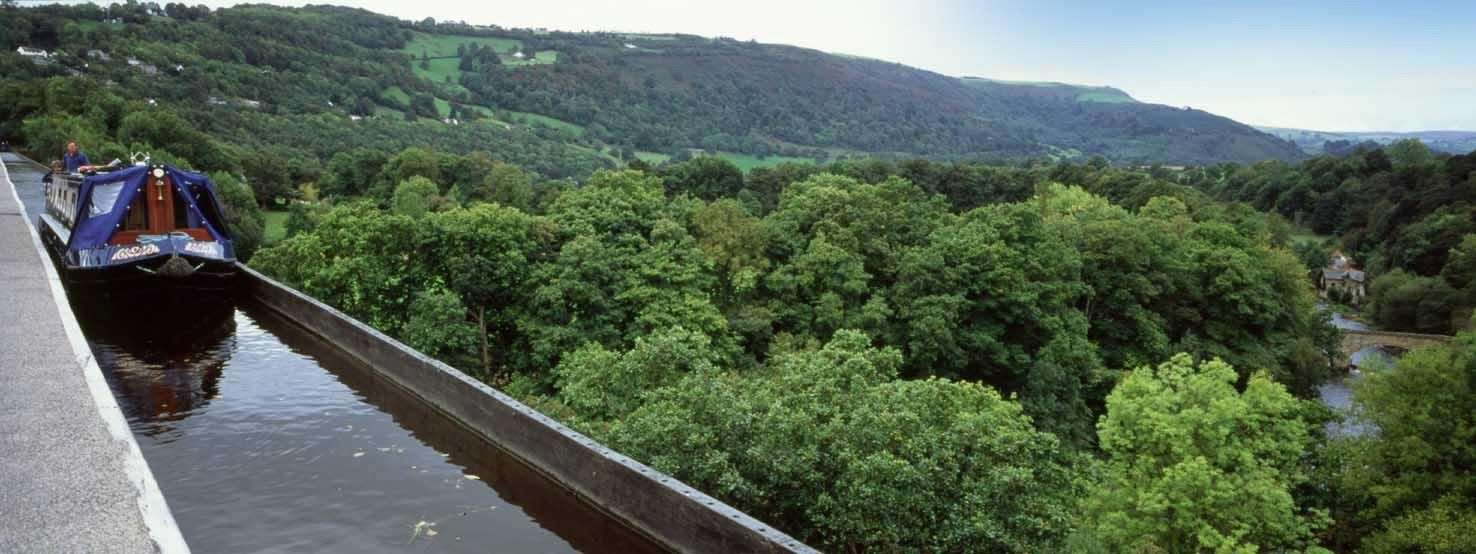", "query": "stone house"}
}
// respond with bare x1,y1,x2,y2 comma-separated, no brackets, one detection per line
1320,251,1366,303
